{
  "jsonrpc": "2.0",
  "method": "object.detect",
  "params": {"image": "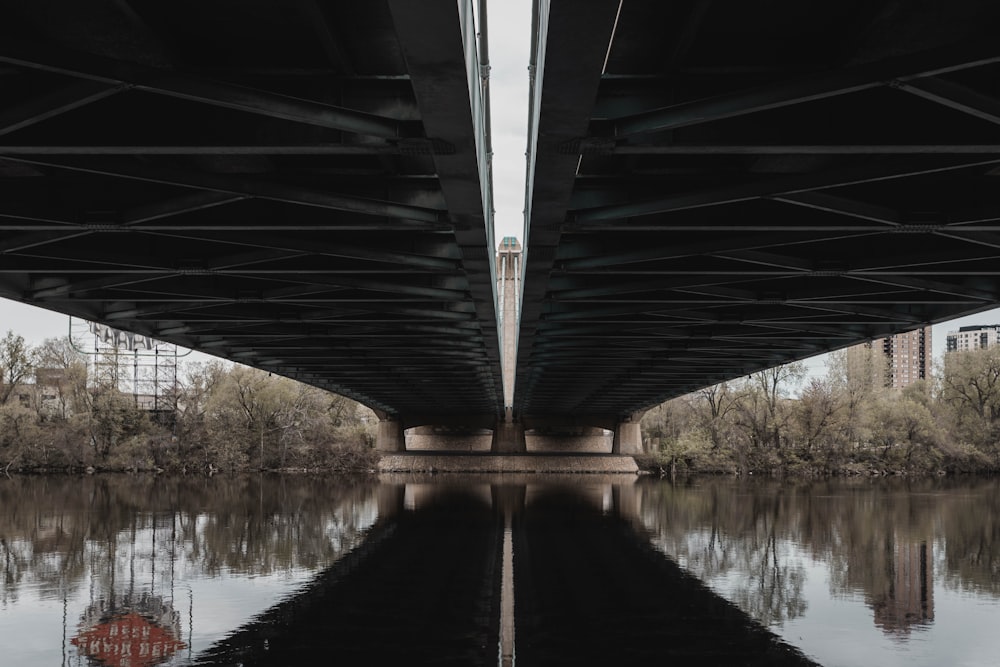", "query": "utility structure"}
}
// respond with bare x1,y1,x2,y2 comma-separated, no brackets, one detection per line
72,319,182,418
